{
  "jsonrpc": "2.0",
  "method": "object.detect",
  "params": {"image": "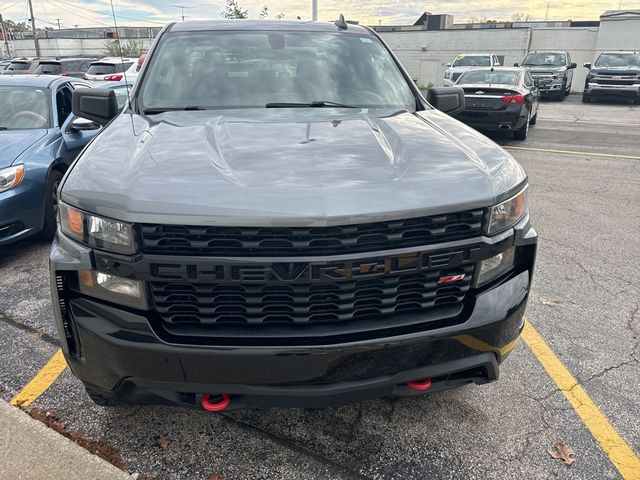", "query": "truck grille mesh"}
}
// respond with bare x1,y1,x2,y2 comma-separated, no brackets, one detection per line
140,210,483,257
150,264,474,326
